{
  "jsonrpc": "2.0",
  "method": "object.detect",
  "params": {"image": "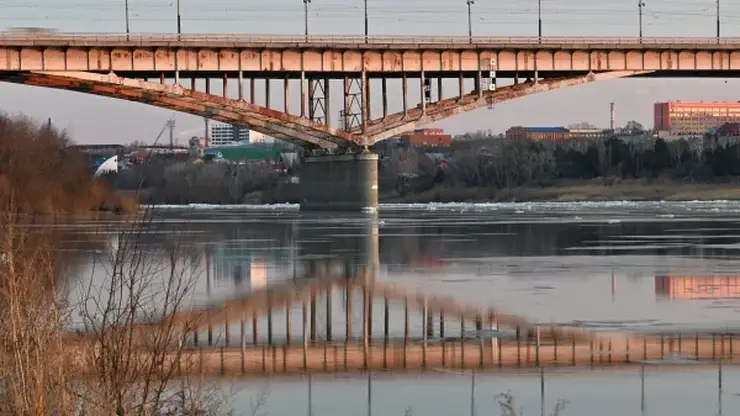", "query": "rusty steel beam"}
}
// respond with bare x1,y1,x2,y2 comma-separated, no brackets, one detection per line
381,78,388,119
12,73,309,148
324,77,331,127
420,70,426,114
354,70,652,144
300,71,306,117
458,72,464,99
222,73,228,98
402,73,408,117
238,70,244,100
2,71,360,149
284,75,290,115
361,70,368,140
343,75,350,129
249,78,255,104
